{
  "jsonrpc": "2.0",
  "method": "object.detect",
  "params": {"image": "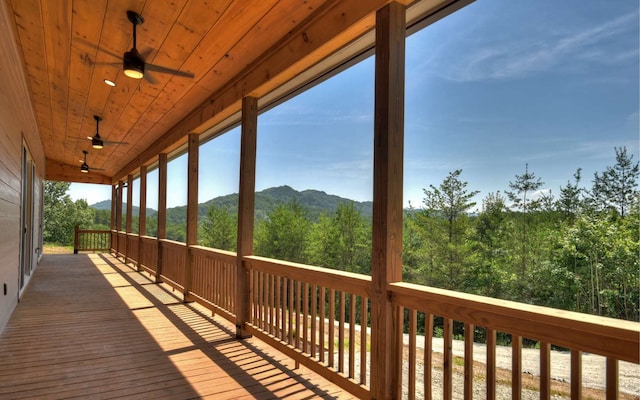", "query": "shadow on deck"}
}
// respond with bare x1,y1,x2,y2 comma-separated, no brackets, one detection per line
0,253,356,399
